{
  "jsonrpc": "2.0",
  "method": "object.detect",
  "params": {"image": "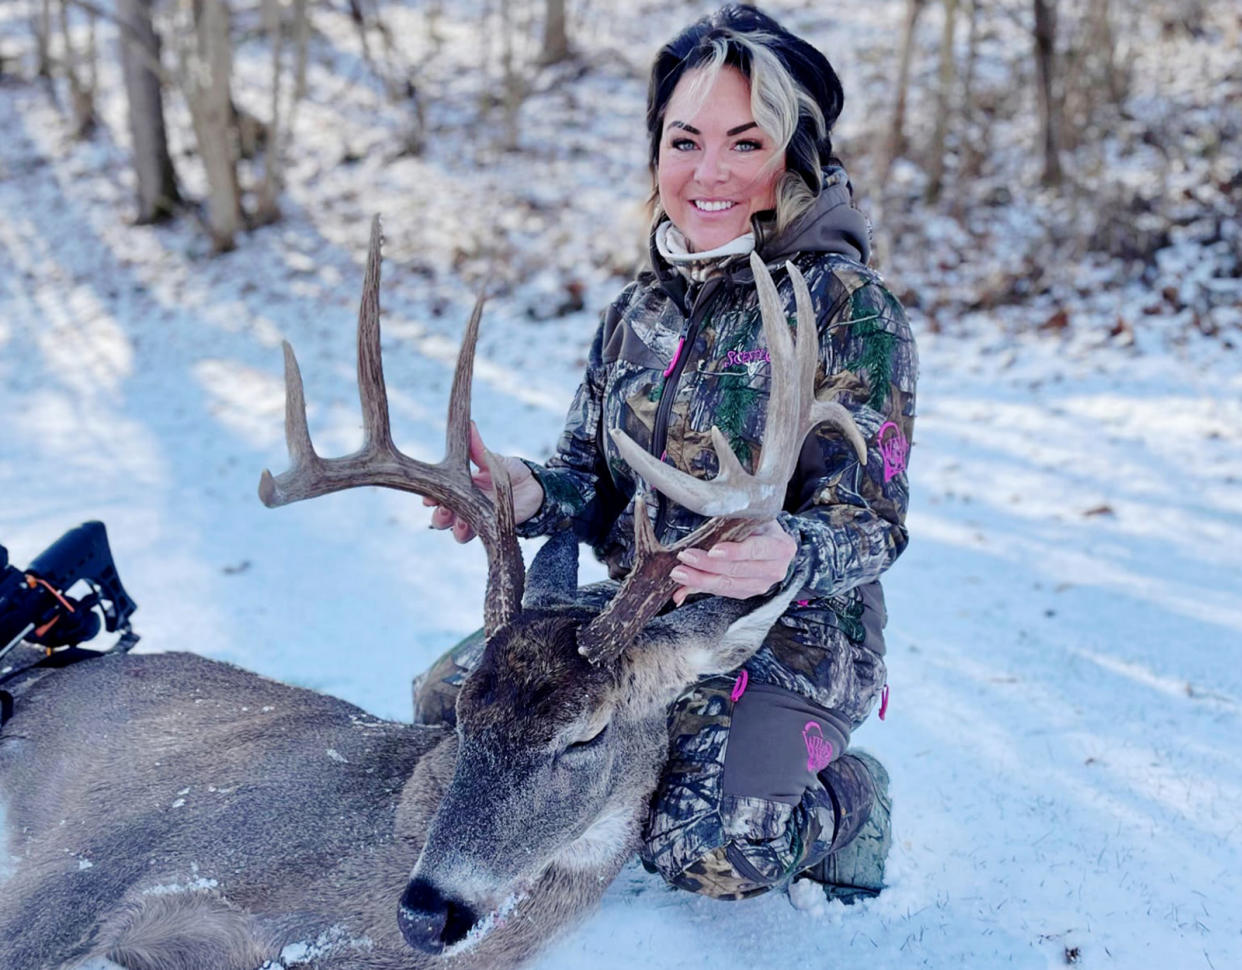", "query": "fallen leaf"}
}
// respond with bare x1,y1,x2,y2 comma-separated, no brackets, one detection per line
1040,308,1070,331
